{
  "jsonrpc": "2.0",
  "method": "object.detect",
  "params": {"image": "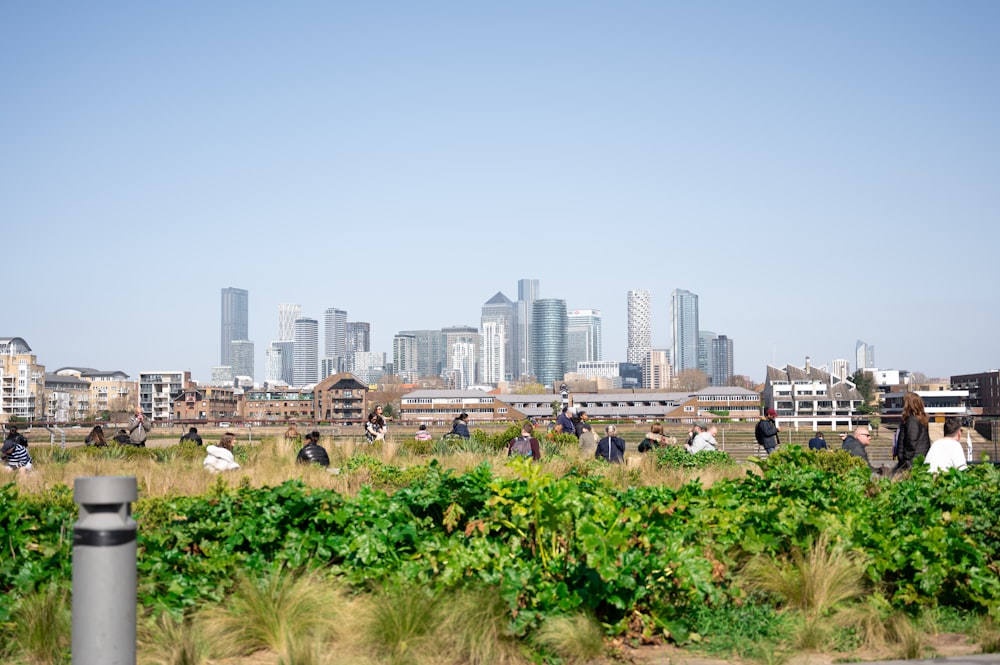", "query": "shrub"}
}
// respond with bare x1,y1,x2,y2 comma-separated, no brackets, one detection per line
655,445,735,469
